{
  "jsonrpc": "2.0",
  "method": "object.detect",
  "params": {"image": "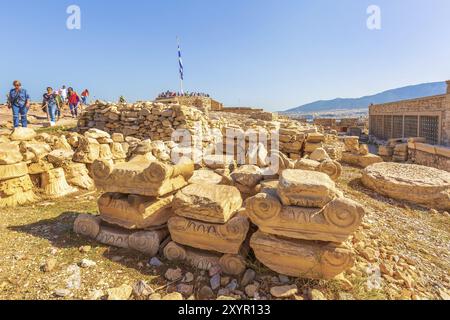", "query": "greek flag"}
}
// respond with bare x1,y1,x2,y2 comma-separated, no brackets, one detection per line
178,44,184,81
